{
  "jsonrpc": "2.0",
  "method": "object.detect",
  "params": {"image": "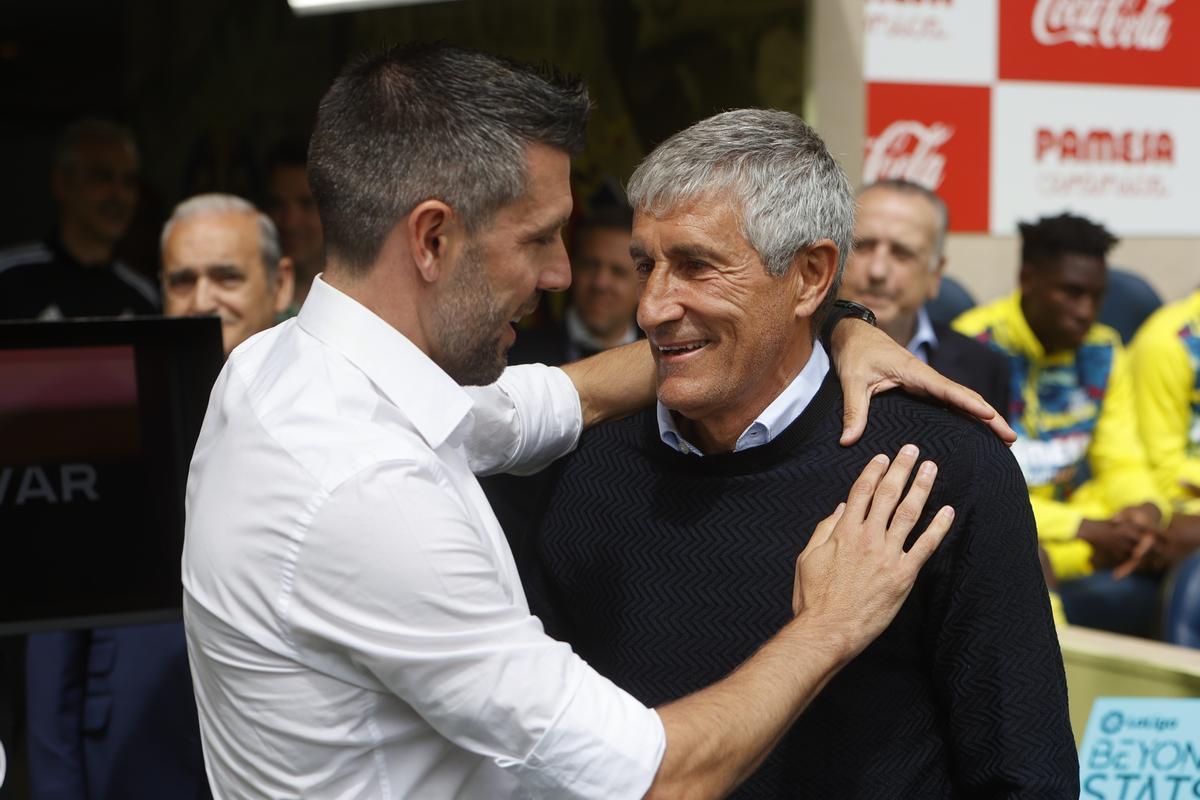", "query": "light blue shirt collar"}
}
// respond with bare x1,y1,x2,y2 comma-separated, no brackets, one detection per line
657,342,830,456
907,307,939,365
